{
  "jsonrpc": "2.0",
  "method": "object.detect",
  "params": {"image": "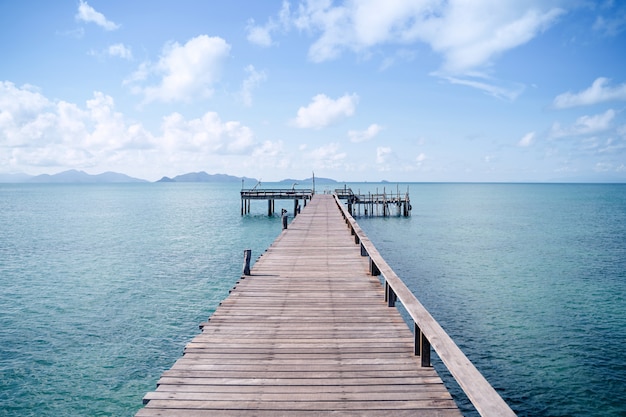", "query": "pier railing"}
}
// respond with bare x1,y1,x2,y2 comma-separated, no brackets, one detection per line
335,187,411,217
333,194,516,417
240,188,313,216
240,188,313,199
